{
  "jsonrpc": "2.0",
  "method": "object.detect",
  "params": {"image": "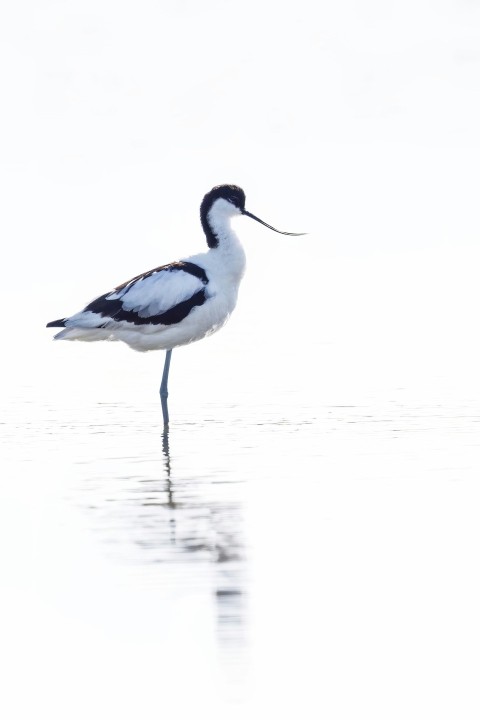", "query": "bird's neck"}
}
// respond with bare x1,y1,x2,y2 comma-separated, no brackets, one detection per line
205,210,246,280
